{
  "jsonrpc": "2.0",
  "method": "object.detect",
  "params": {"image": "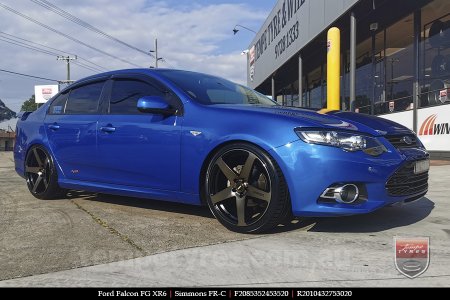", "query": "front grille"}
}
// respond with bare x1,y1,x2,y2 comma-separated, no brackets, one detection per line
386,161,428,196
386,134,418,149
